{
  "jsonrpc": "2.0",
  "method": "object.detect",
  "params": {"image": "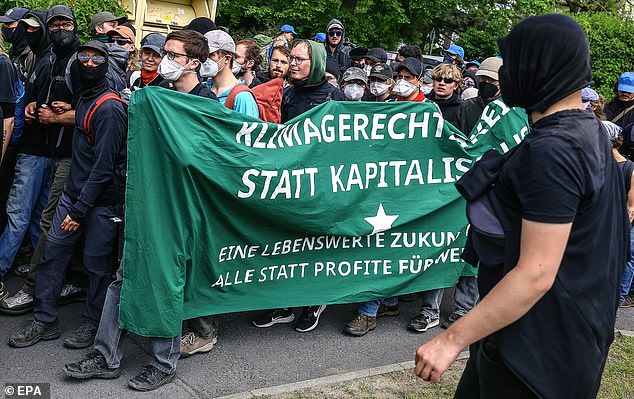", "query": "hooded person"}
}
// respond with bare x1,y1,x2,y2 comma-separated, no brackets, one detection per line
415,14,627,399
324,18,351,72
1,7,34,83
280,39,345,123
